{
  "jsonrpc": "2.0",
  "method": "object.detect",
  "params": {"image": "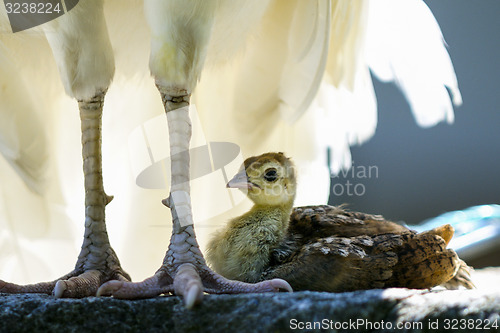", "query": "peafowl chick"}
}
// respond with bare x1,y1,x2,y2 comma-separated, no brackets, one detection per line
206,152,474,292
207,153,297,283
